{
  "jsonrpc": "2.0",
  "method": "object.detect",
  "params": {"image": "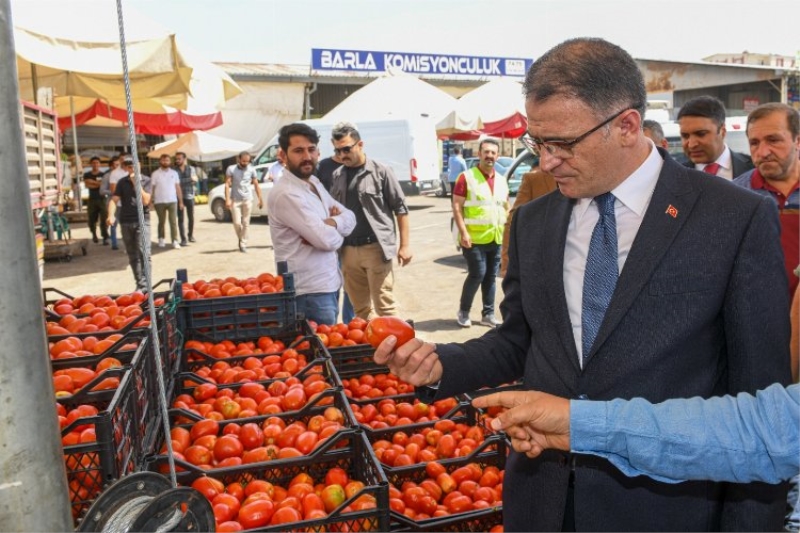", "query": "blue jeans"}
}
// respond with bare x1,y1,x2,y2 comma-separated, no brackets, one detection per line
109,222,118,248
296,291,339,326
459,242,500,316
340,290,355,324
